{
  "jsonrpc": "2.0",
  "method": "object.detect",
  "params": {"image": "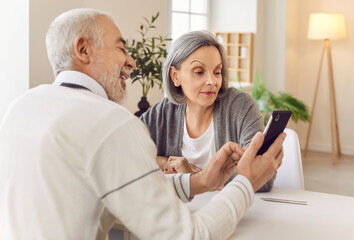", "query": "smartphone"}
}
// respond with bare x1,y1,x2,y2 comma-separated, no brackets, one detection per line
257,110,292,155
